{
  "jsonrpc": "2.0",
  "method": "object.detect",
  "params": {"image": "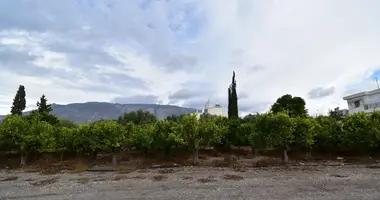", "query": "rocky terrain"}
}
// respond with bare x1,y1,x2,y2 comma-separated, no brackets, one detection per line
0,102,197,124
